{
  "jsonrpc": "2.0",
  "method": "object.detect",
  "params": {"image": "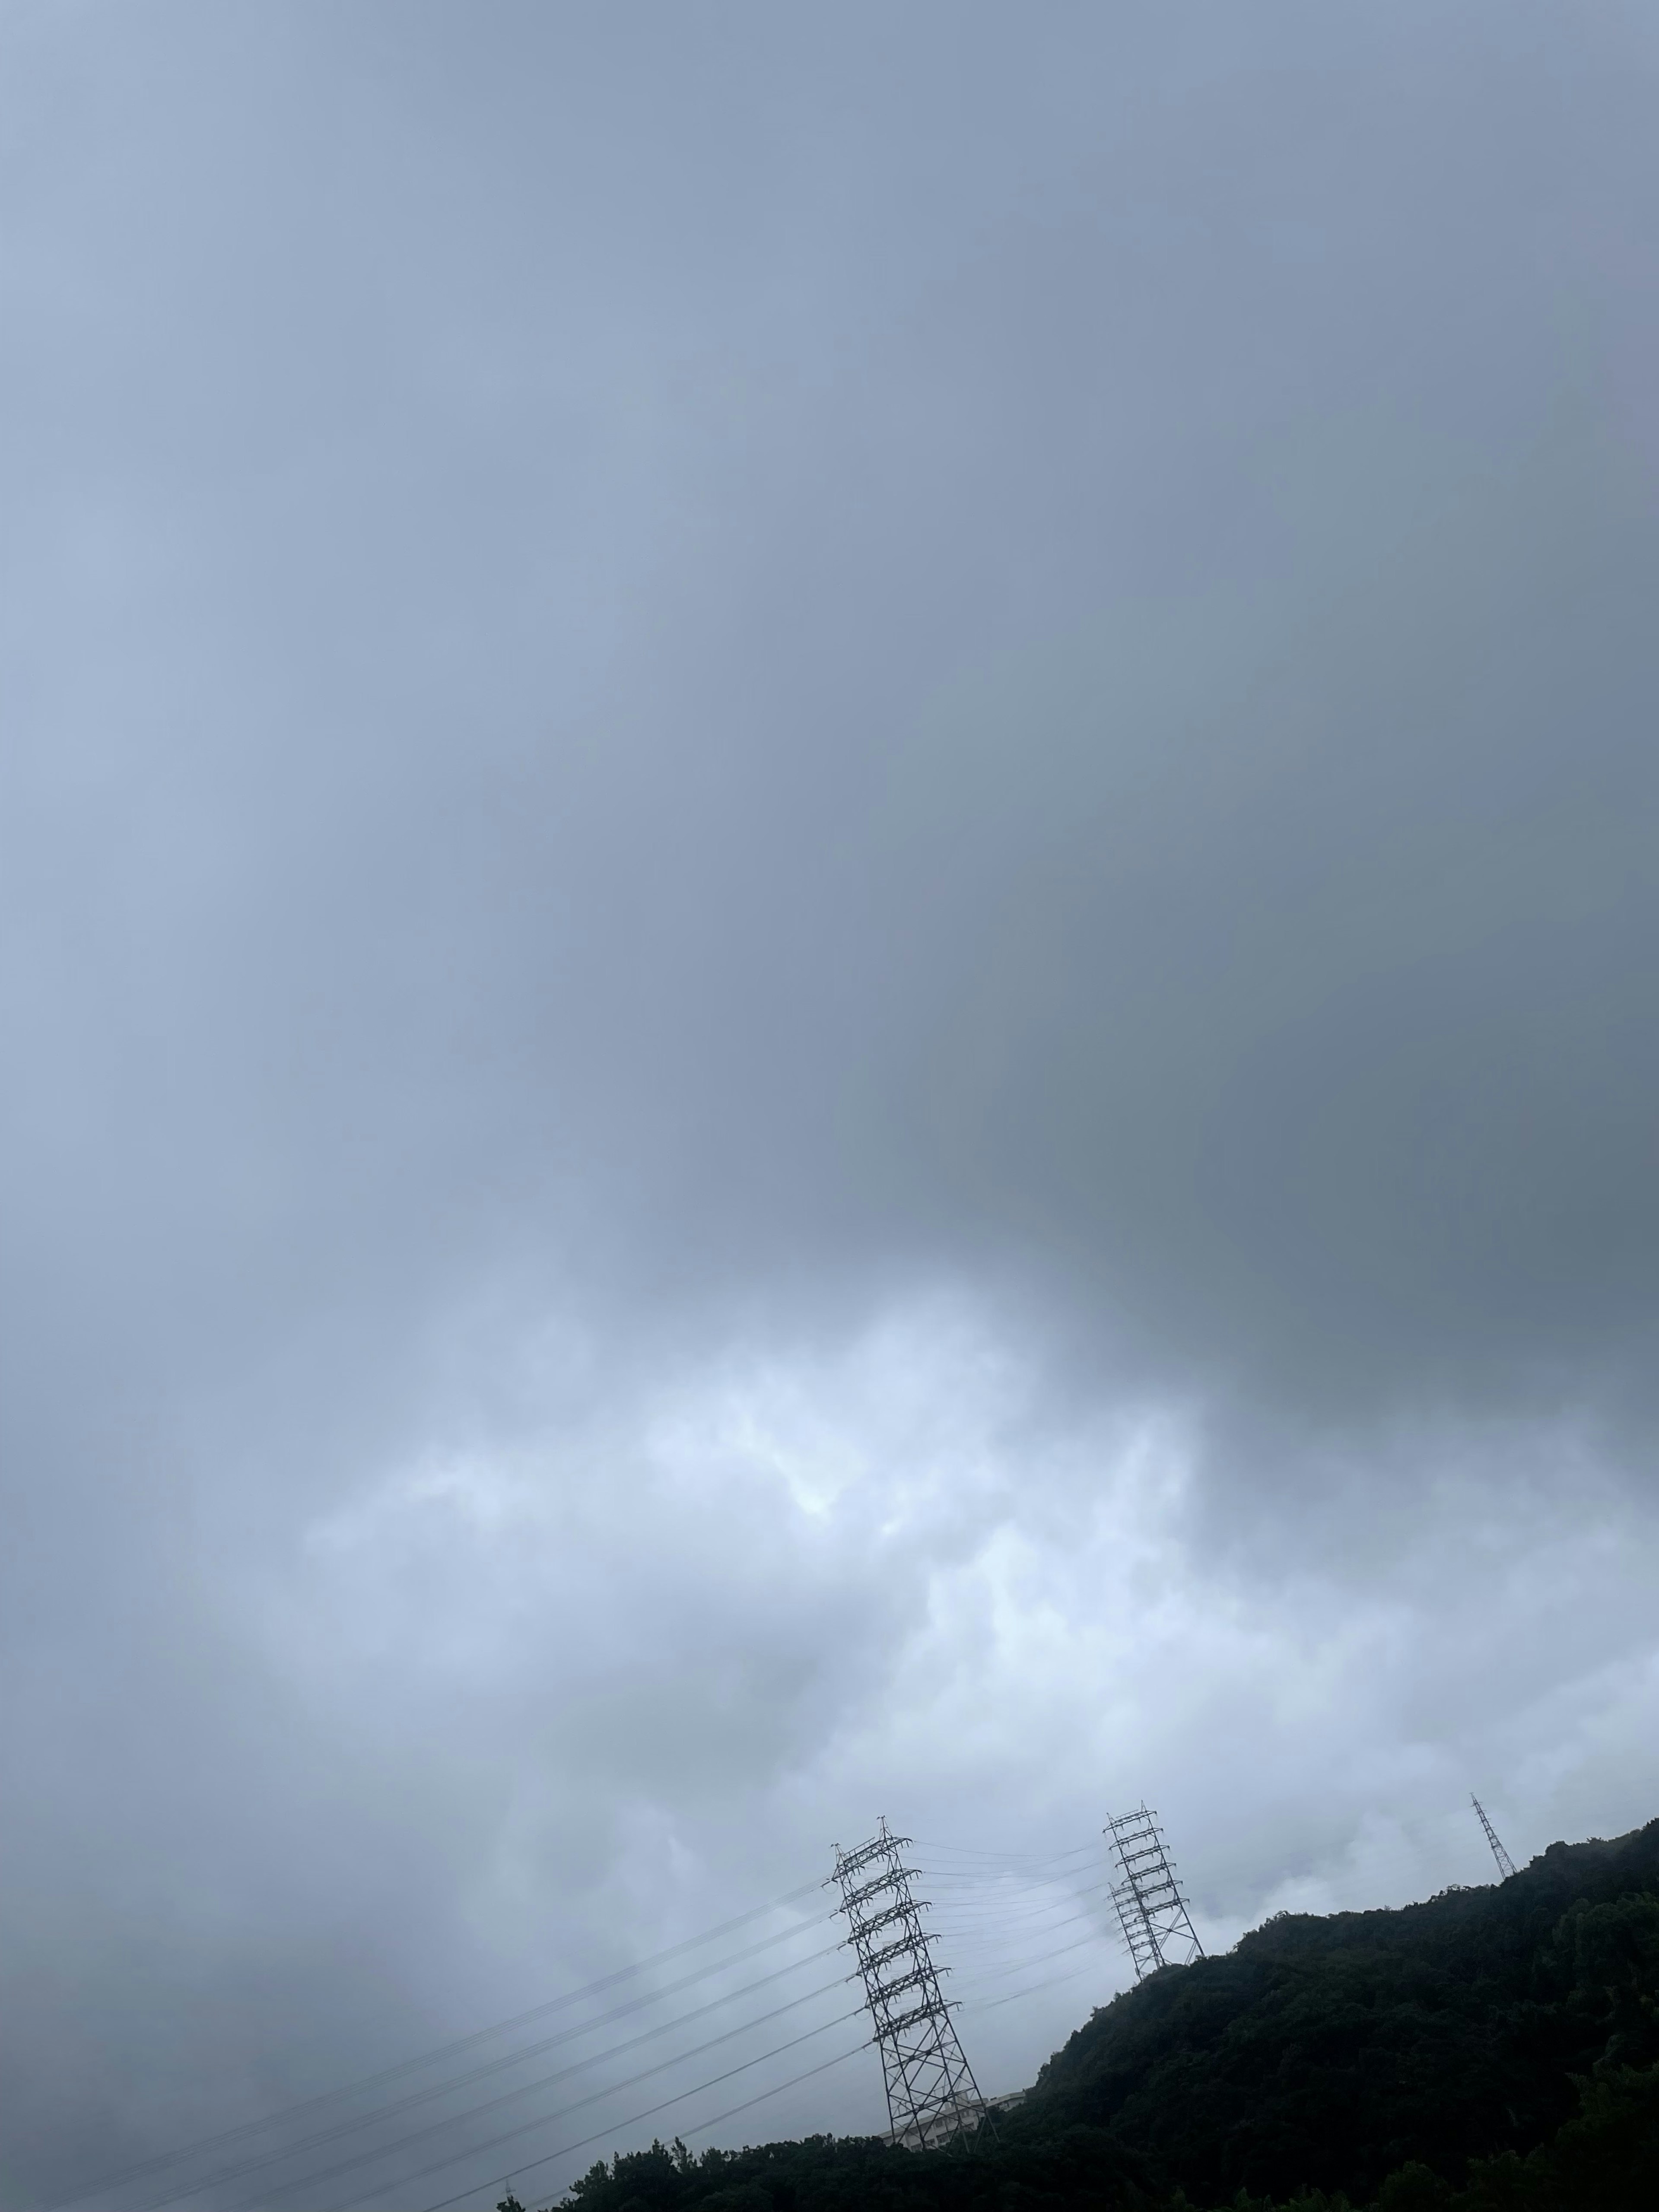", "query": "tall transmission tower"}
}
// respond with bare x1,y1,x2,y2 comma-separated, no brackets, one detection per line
1471,1795,1516,1880
1107,1804,1204,1981
831,1818,988,2151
